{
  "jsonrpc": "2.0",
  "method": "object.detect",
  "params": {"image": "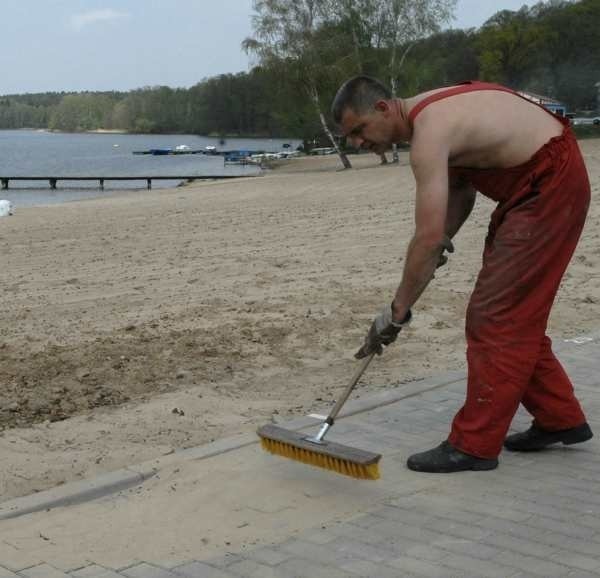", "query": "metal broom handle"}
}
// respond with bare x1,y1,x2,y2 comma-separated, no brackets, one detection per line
311,352,375,443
